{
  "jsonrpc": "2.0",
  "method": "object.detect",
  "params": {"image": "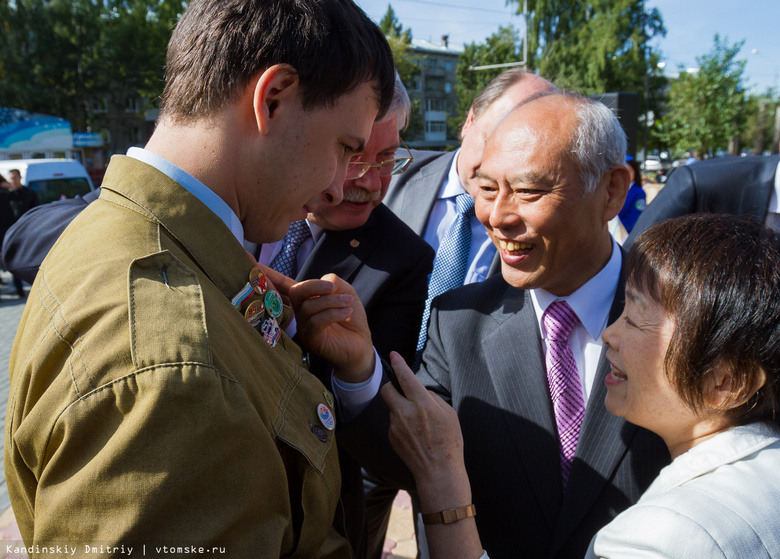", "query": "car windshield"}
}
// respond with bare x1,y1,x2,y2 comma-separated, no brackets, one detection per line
28,178,92,204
